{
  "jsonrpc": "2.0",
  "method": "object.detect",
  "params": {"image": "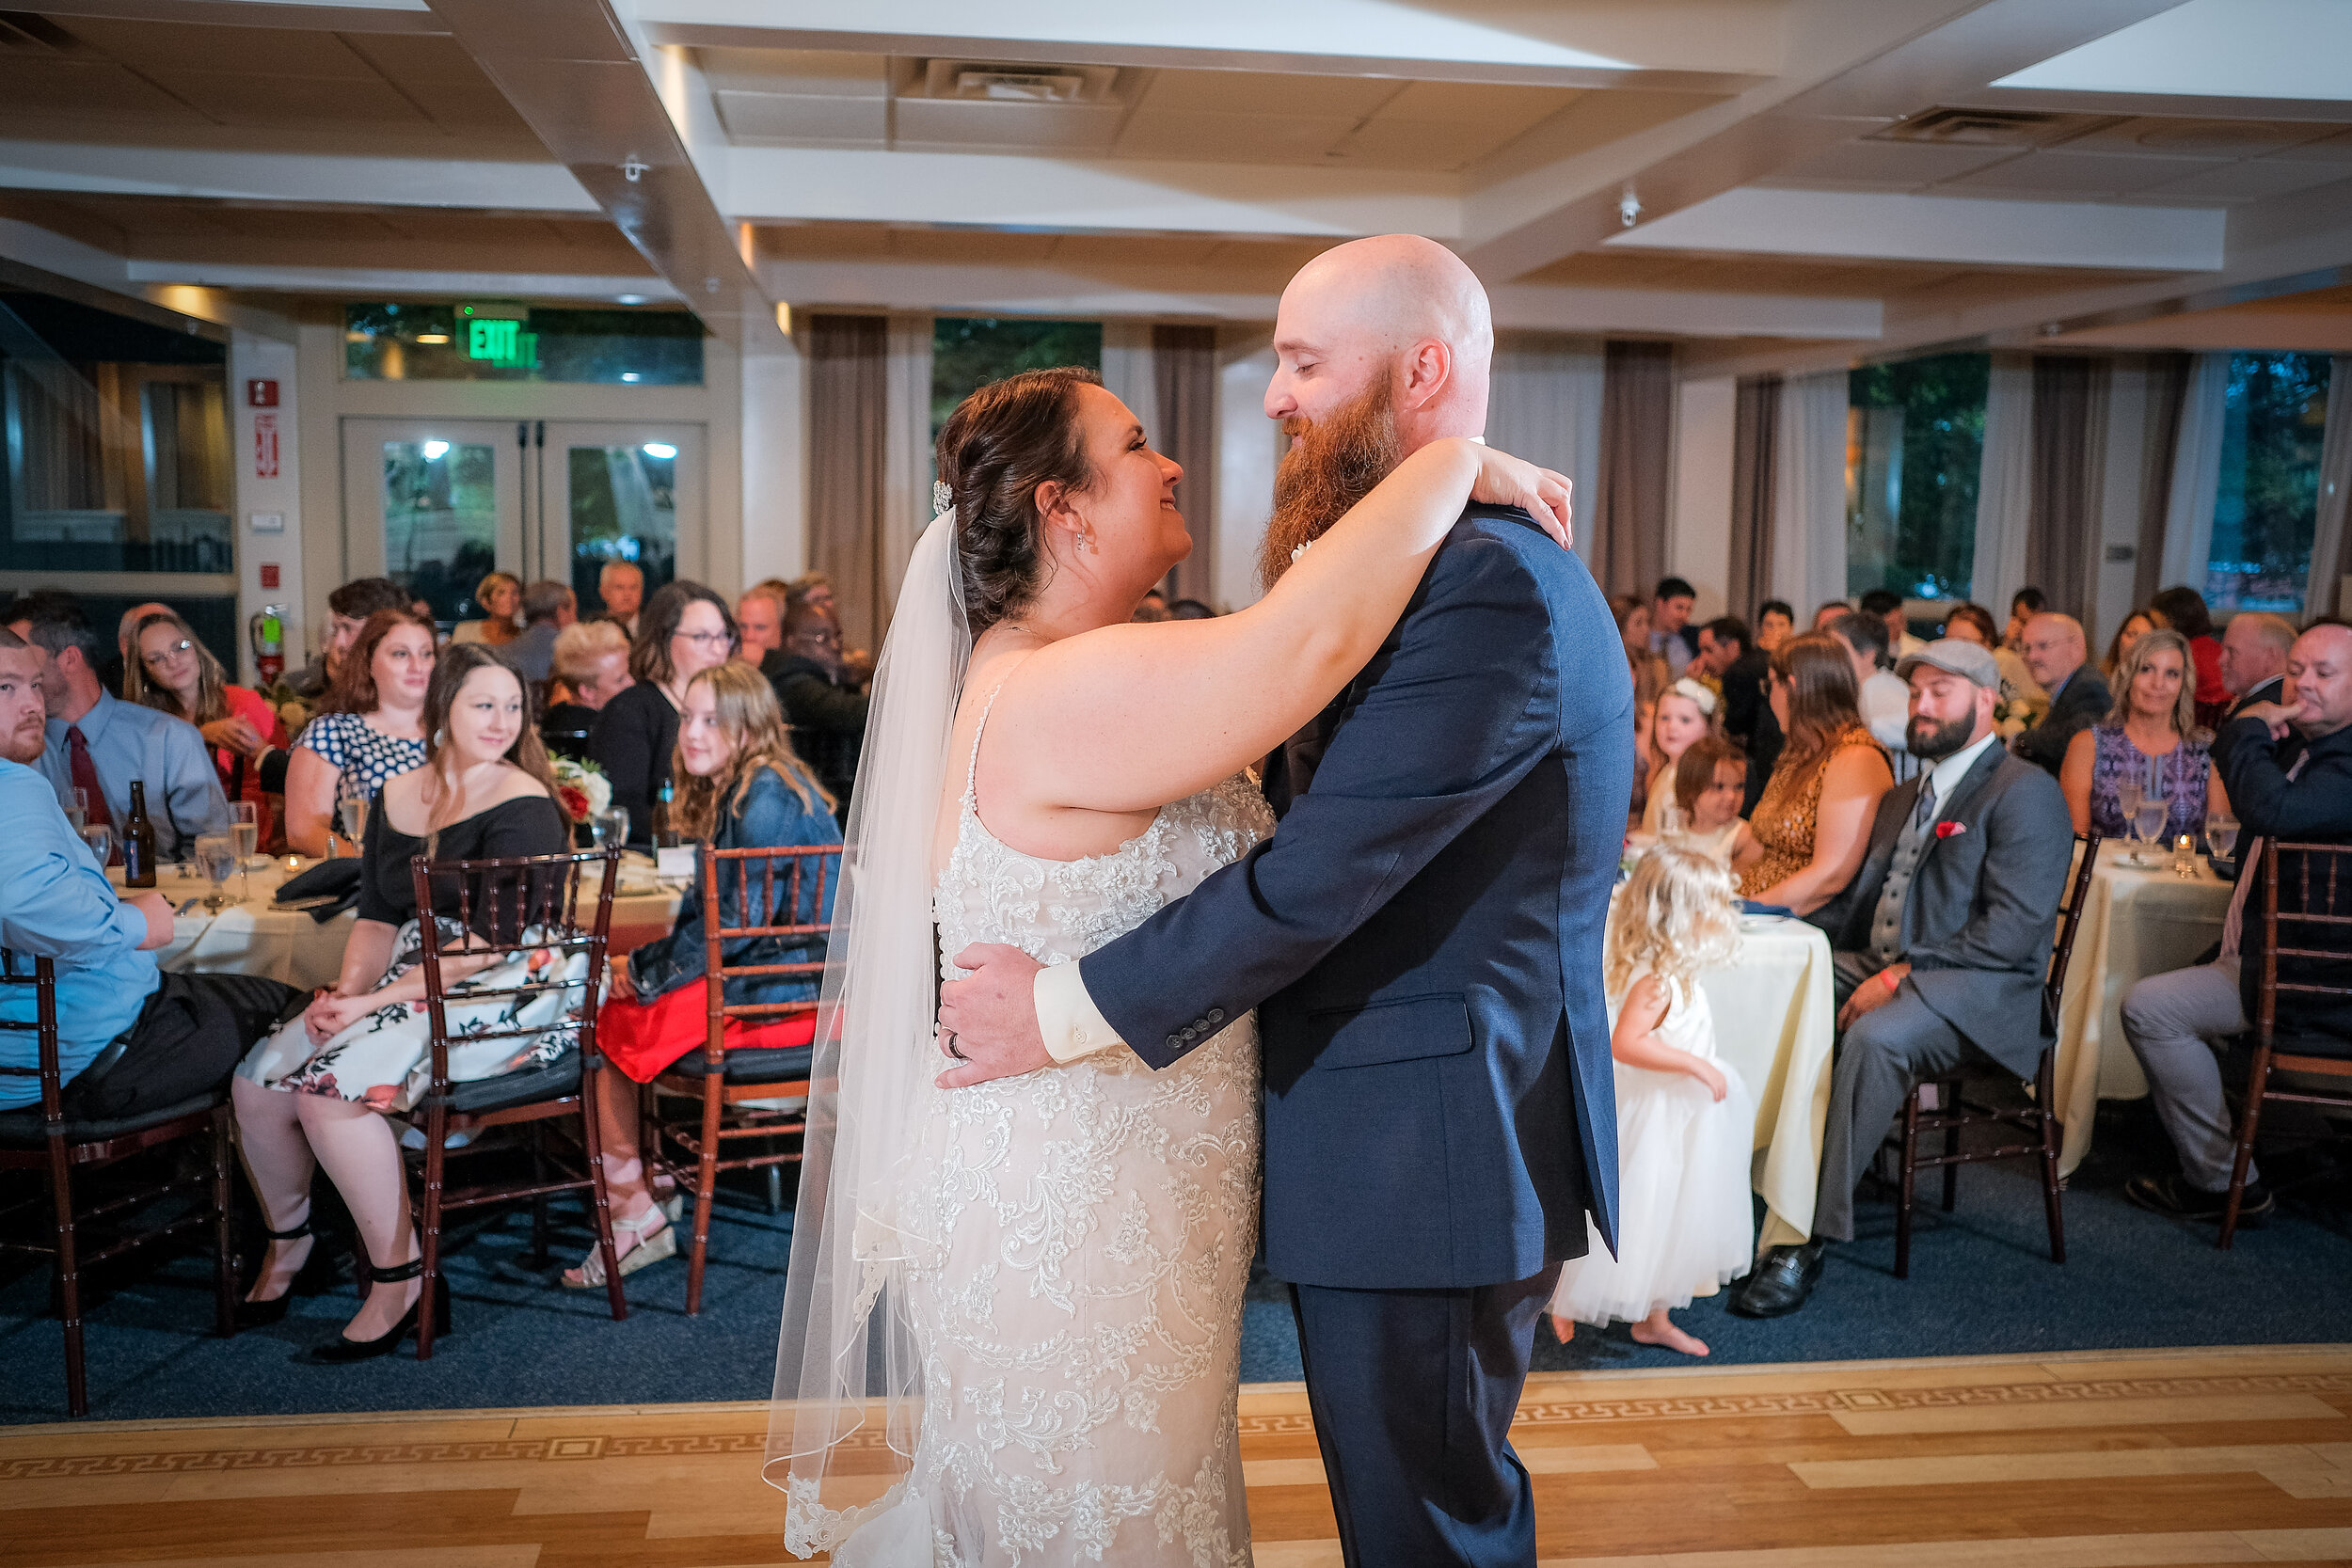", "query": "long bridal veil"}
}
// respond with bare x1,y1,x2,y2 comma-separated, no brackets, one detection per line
766,506,970,1558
